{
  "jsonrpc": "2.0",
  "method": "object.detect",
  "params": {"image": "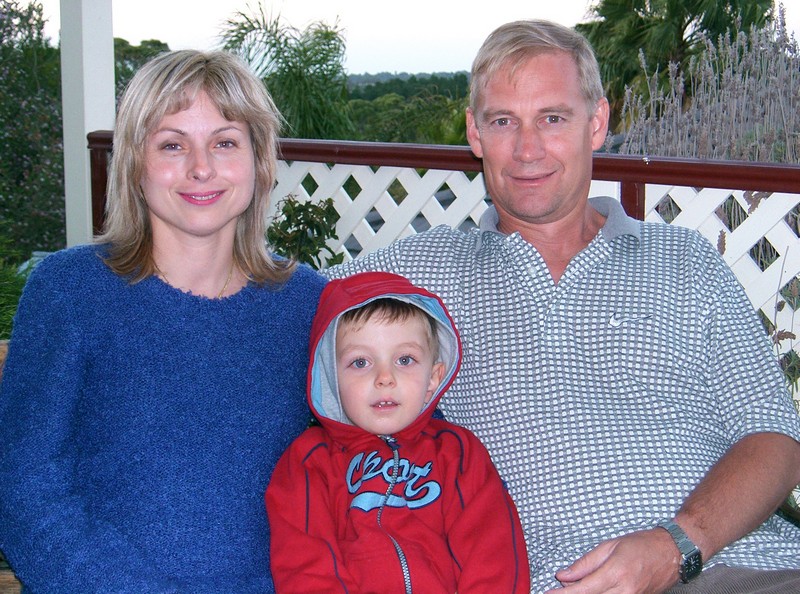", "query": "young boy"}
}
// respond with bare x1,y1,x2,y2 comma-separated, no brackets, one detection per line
266,271,529,593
